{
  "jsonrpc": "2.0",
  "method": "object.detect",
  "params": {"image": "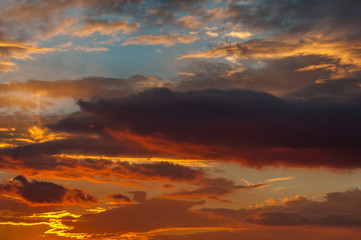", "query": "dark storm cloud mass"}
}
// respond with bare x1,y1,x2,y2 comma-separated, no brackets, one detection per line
49,87,361,169
225,0,361,37
0,175,97,206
